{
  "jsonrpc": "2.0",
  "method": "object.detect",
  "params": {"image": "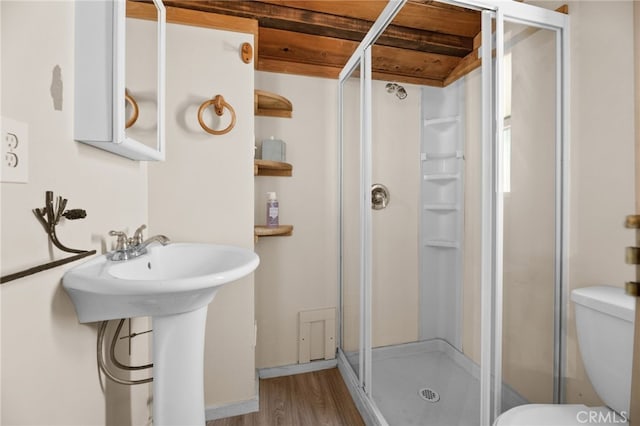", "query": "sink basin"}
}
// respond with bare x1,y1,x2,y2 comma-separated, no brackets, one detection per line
63,242,259,323
62,242,259,426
